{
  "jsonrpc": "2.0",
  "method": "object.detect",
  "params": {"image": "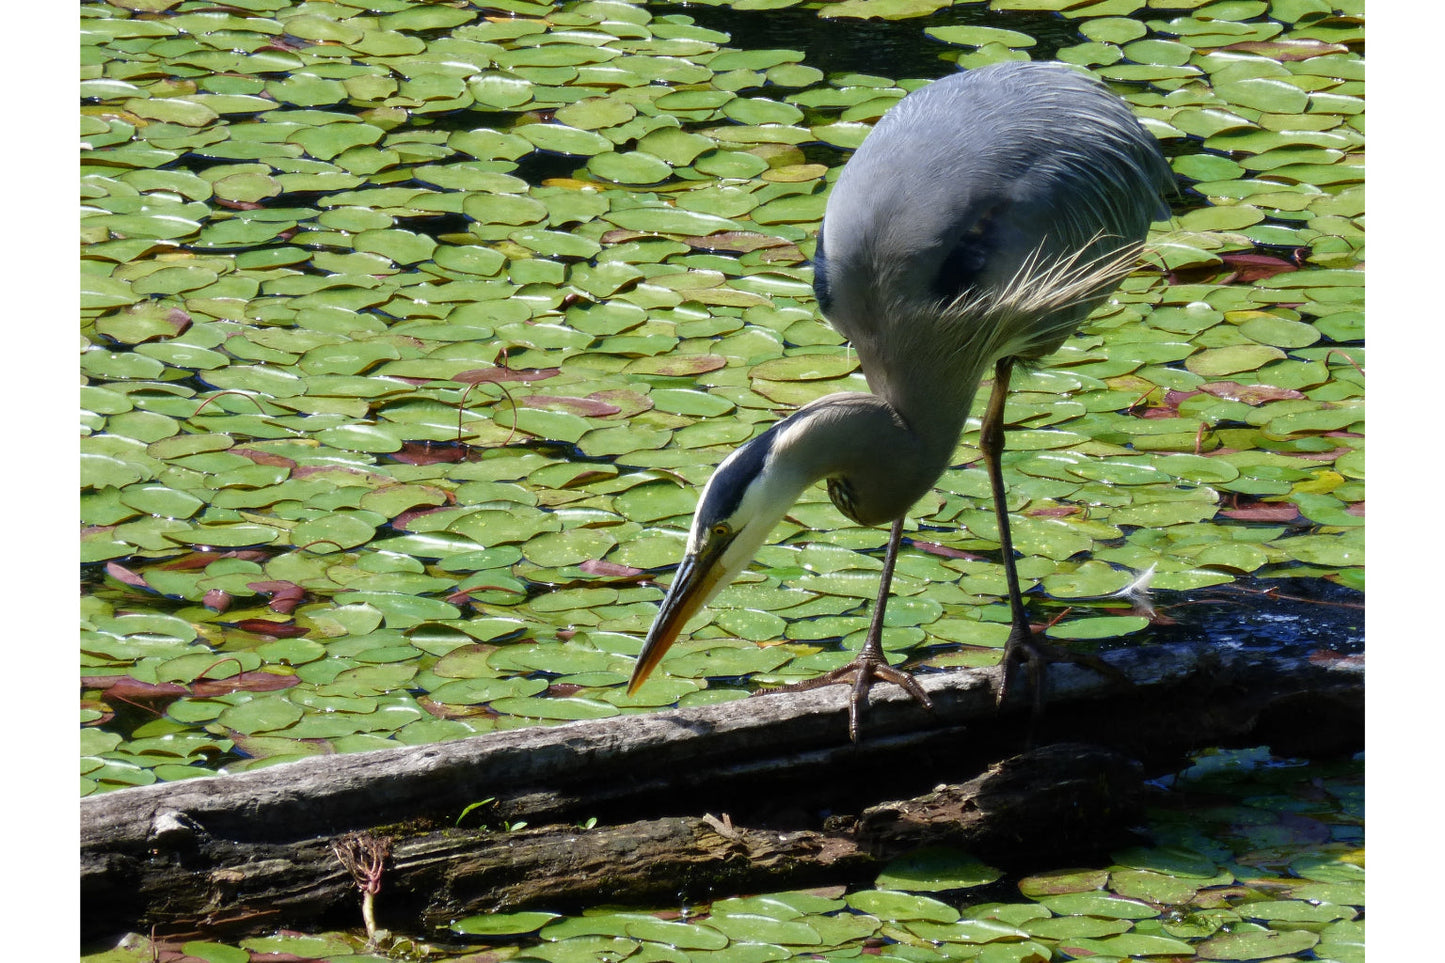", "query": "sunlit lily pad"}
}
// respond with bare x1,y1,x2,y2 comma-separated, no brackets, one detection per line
1046,615,1149,640
516,122,613,155
626,918,732,949
847,890,960,923
589,150,673,185
216,696,304,735
452,911,561,936
1197,927,1319,960
703,914,820,945
926,25,1035,47
1034,892,1158,919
